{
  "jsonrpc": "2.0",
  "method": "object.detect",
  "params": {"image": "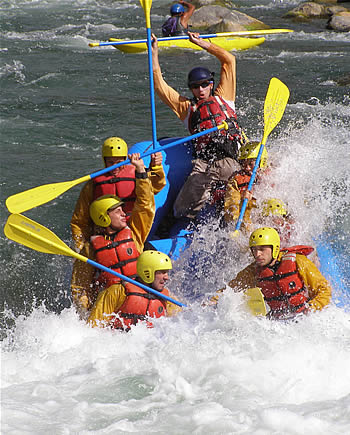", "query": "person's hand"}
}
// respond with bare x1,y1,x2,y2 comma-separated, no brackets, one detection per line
129,153,146,173
151,33,158,54
242,190,253,201
150,152,163,167
188,31,210,49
